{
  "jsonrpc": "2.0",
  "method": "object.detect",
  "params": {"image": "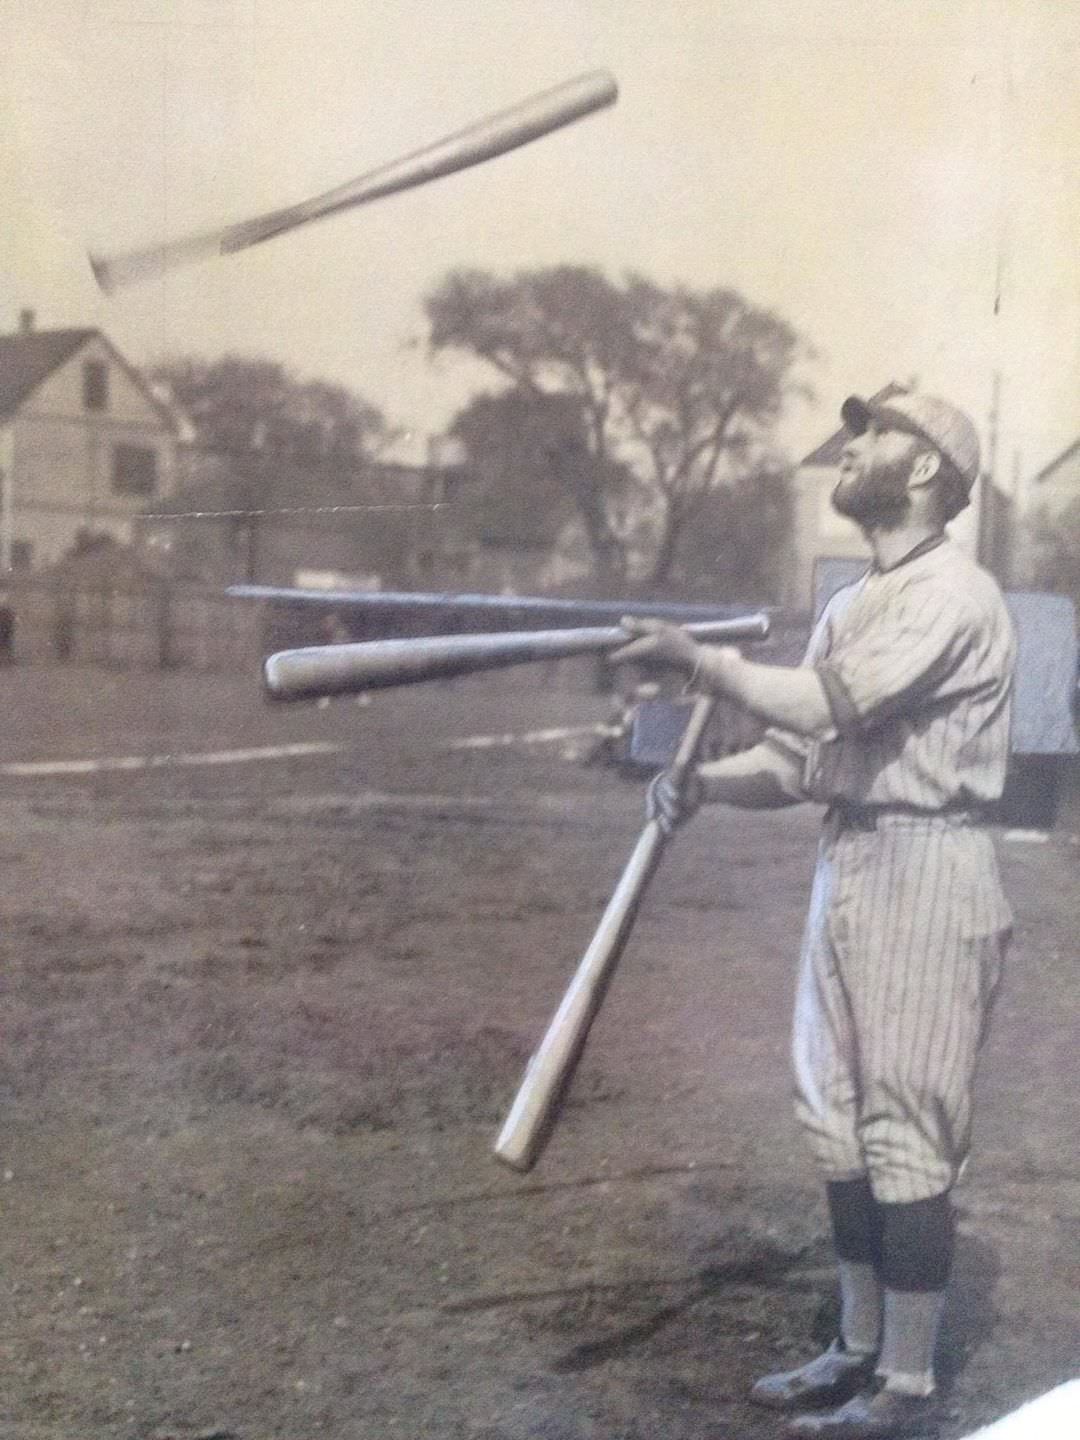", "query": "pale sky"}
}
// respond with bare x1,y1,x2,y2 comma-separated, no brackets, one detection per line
2,0,1078,494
